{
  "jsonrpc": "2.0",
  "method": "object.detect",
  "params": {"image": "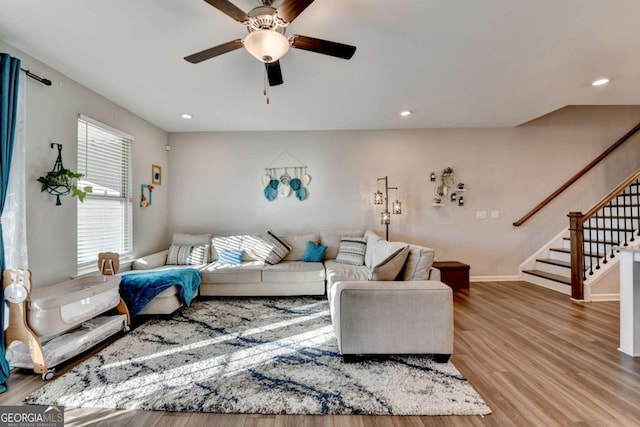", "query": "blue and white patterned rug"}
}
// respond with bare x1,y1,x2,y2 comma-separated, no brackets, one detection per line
25,297,491,415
